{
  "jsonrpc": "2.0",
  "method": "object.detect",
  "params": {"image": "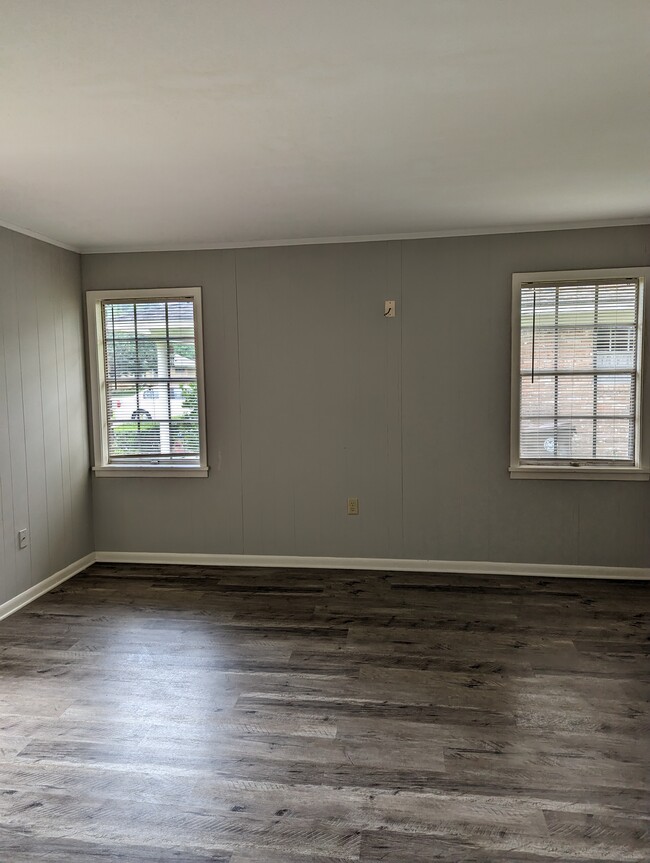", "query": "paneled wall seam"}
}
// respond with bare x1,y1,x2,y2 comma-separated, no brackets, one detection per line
234,250,246,554
399,239,405,557
34,259,52,578
16,245,35,586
